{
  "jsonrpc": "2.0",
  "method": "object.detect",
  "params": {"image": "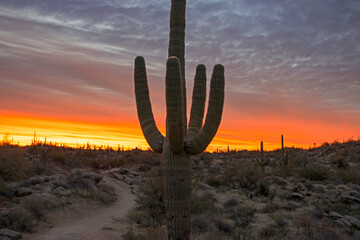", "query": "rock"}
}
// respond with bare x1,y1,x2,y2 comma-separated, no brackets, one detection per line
53,187,71,197
83,172,103,183
297,183,306,192
51,174,69,189
43,186,52,193
20,180,32,187
335,219,345,227
342,195,360,204
71,169,103,183
124,176,135,185
119,168,129,175
31,184,42,190
339,218,352,227
20,193,62,209
344,215,360,229
5,182,20,190
329,211,343,219
112,173,125,181
290,193,304,200
60,197,72,205
15,187,33,197
29,176,50,185
0,229,21,240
